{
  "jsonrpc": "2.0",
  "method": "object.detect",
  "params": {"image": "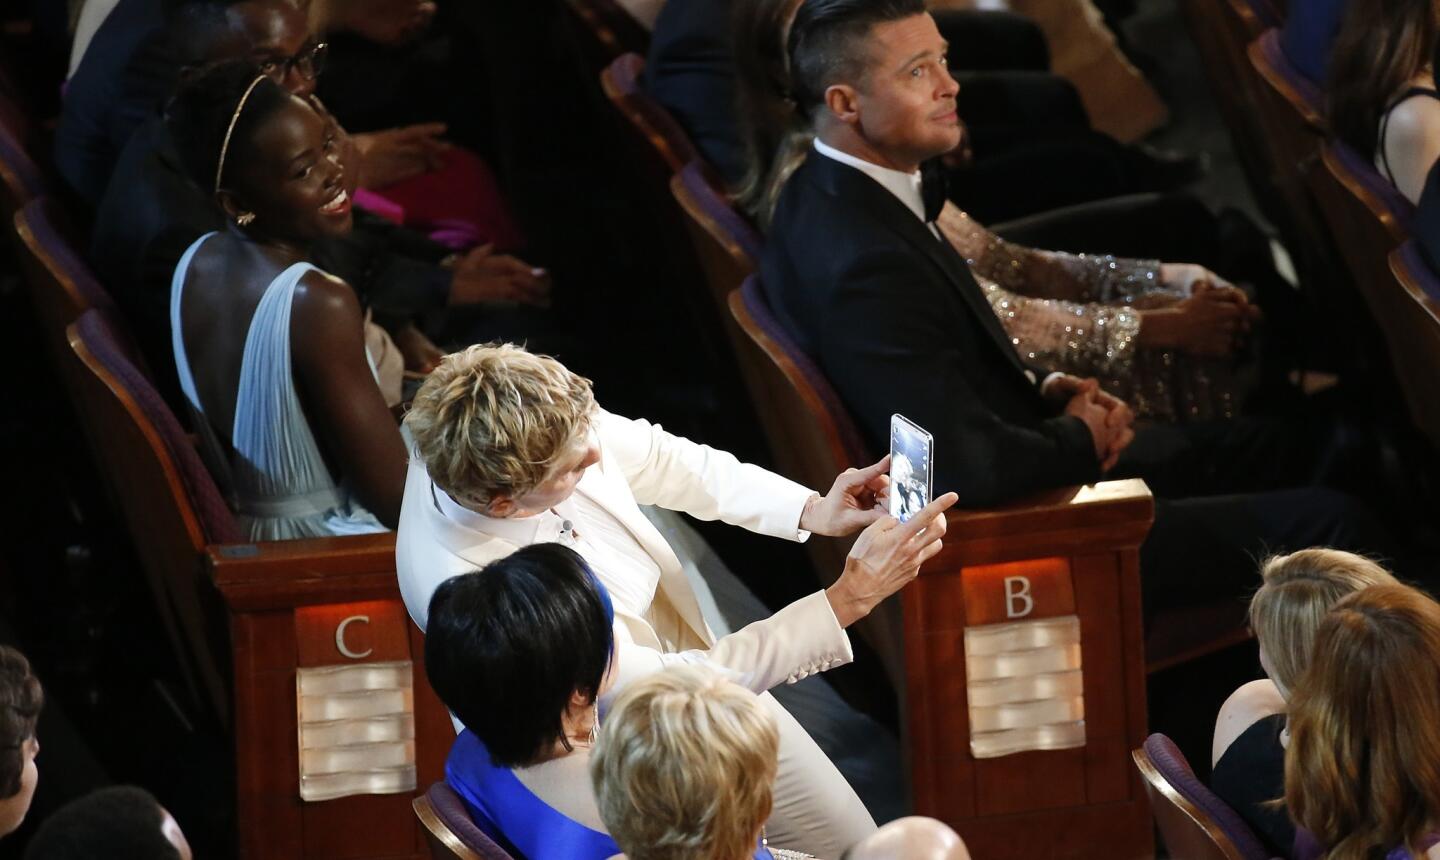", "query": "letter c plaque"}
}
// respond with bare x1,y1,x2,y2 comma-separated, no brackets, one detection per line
335,615,373,659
